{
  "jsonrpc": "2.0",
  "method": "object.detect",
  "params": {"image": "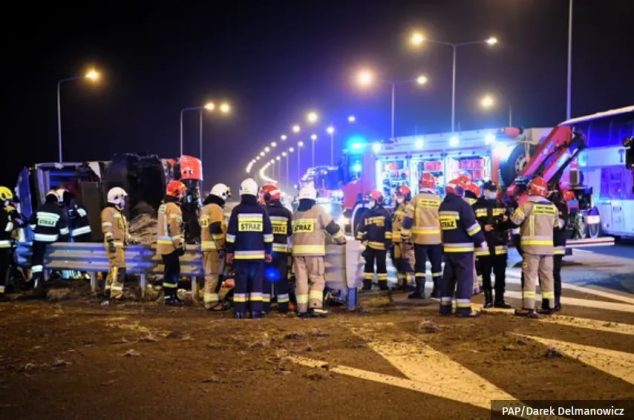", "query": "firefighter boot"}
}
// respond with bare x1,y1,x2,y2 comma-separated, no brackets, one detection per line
554,296,562,312
493,294,512,309
514,308,539,319
163,288,182,306
408,277,425,299
362,279,372,291
430,277,441,298
483,289,493,308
